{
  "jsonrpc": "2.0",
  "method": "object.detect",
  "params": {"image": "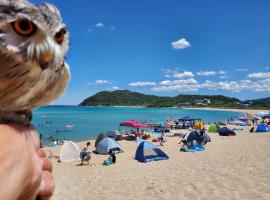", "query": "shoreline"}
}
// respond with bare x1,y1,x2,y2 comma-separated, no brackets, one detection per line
74,105,268,114
182,107,268,115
